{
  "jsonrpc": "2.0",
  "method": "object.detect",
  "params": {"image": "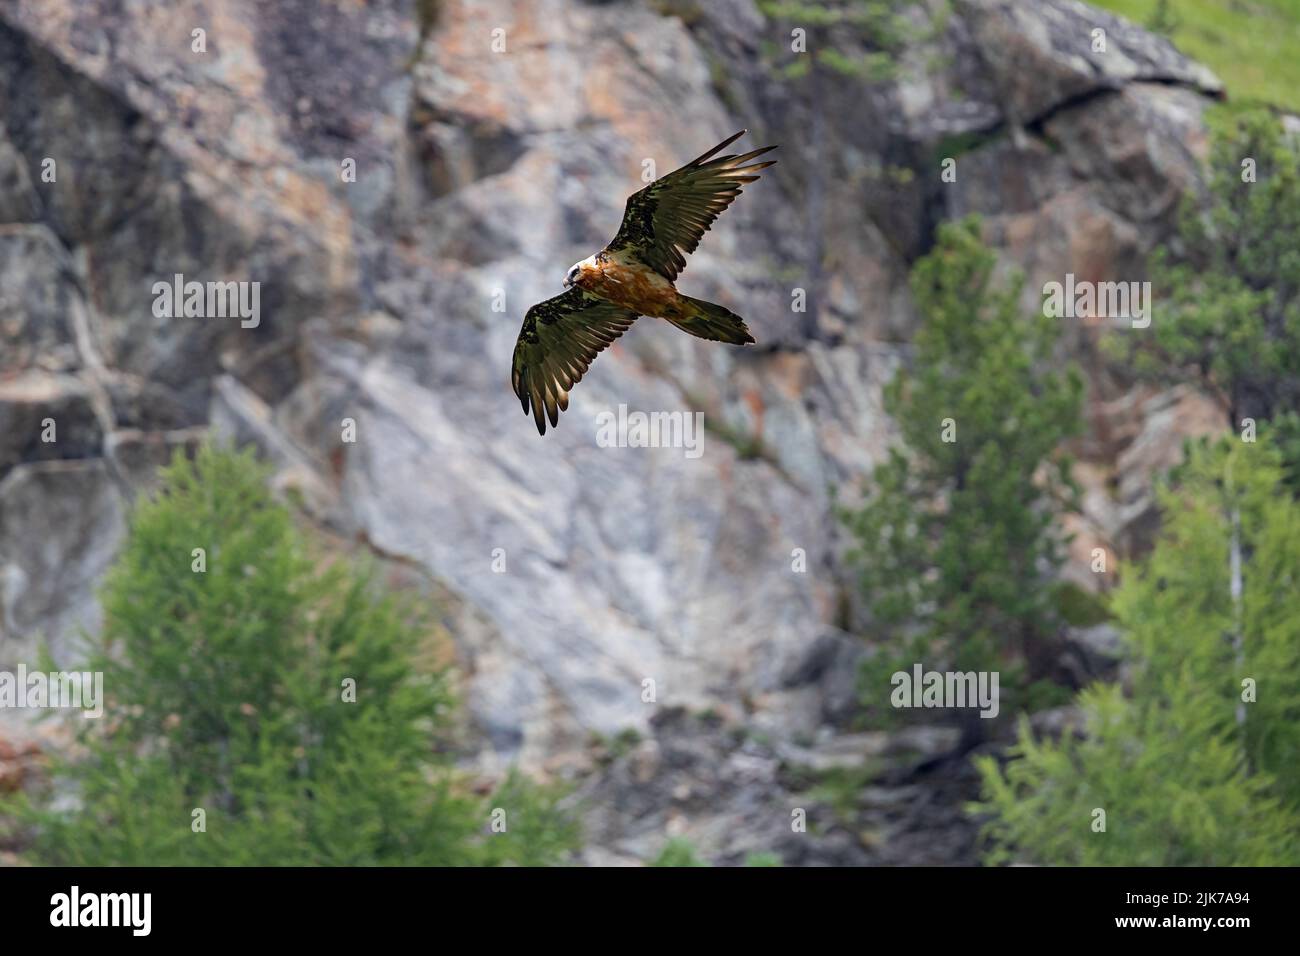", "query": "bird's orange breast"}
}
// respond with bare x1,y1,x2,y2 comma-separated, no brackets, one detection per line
578,258,678,316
